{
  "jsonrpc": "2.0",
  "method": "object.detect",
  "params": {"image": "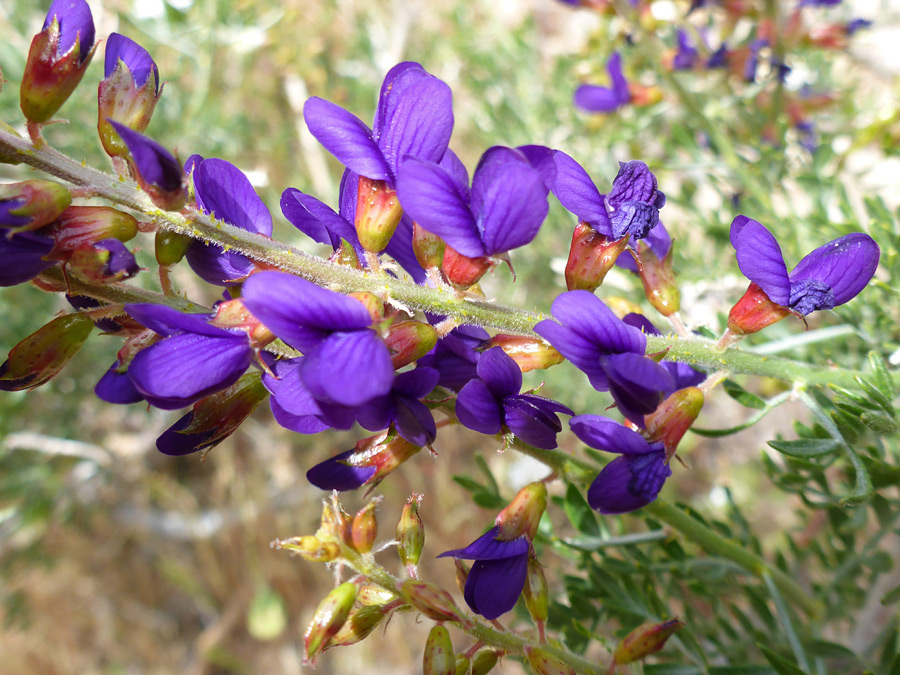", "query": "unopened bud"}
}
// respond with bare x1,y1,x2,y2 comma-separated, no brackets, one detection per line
413,221,446,269
645,387,704,461
613,618,683,665
397,493,425,570
523,554,549,624
495,482,547,541
351,499,379,554
155,230,192,267
565,223,629,292
629,83,664,107
46,206,138,260
385,320,438,369
401,580,464,623
275,536,341,562
304,582,358,664
471,649,501,675
358,584,397,606
0,313,93,391
330,238,362,269
0,180,71,233
727,282,791,336
320,494,353,544
637,240,680,316
355,176,403,253
328,604,386,648
349,291,385,324
487,335,563,373
67,238,140,284
423,625,455,675
525,646,576,675
442,245,494,289
454,655,471,675
210,298,274,347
